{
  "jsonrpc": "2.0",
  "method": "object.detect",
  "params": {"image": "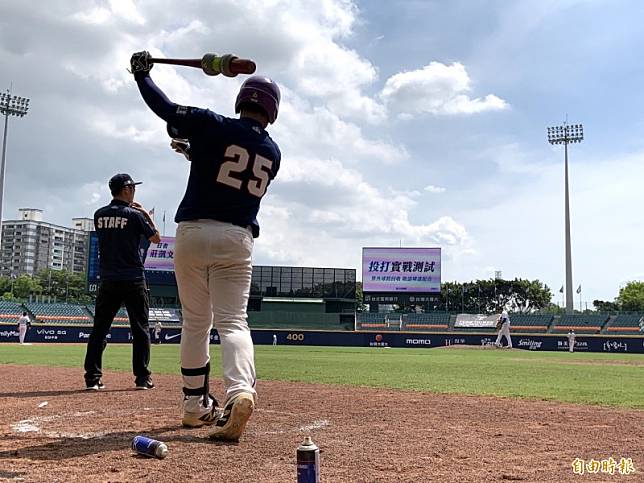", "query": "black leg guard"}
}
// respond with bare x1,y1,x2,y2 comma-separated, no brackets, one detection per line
181,362,217,407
